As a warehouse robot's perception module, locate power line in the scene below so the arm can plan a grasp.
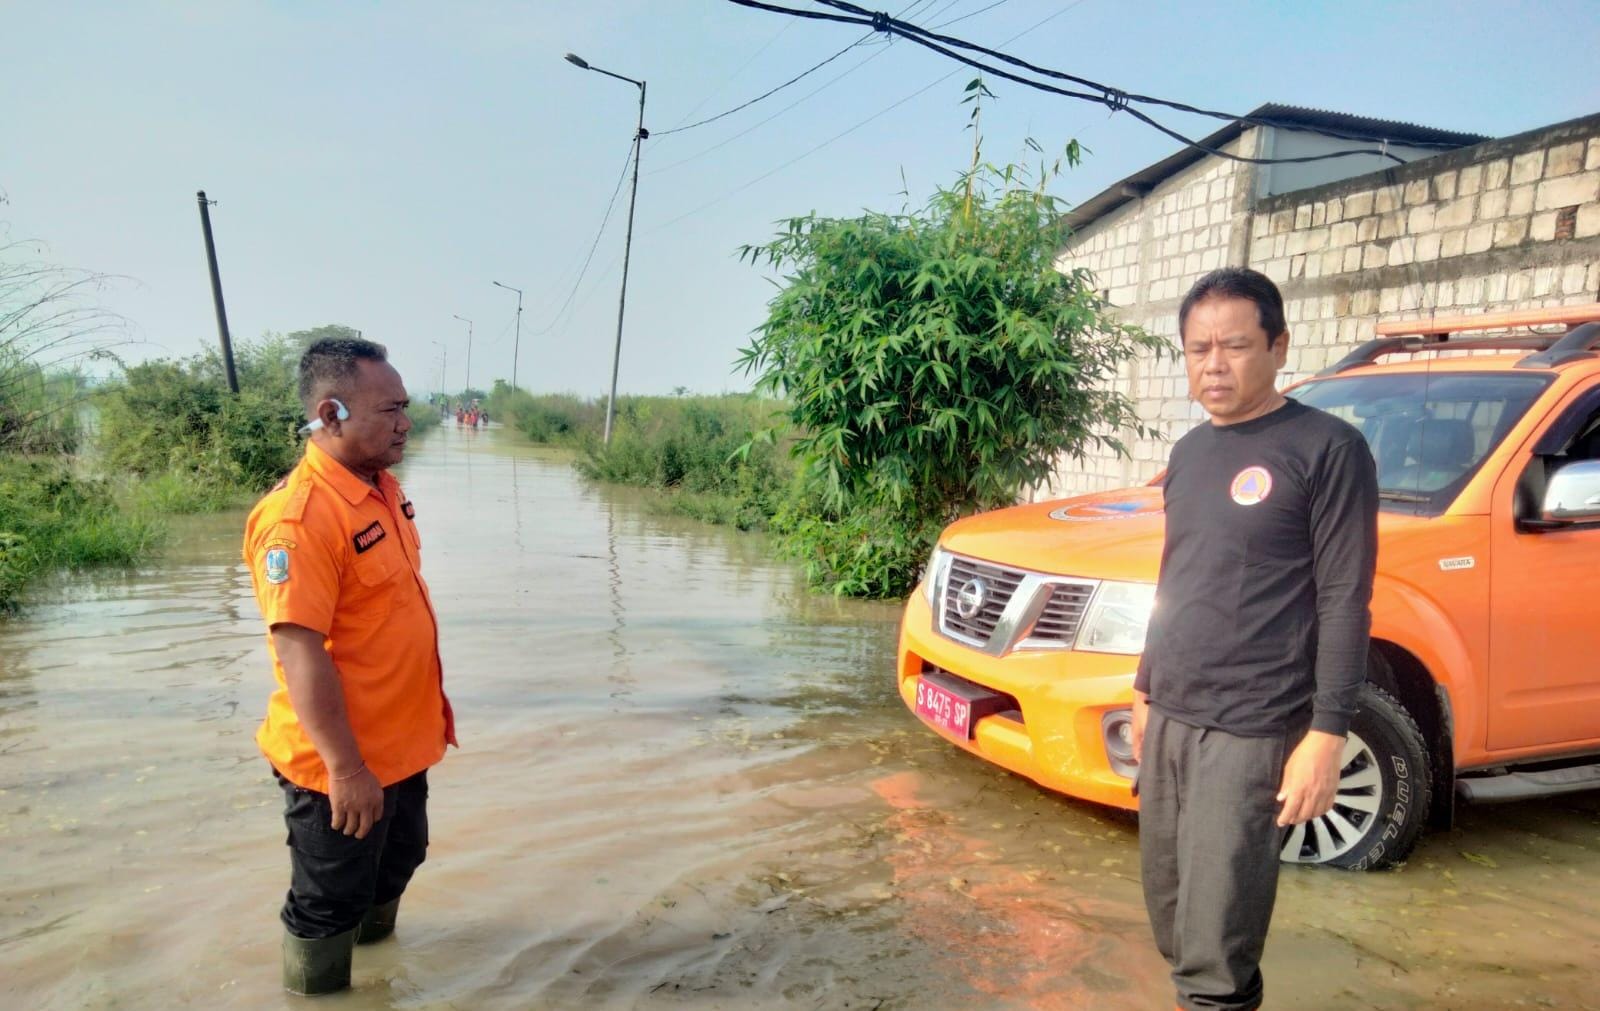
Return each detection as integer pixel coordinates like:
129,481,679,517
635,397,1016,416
931,0,1014,31
646,37,890,176
653,34,873,137
652,0,933,140
649,0,1098,230
646,68,952,234
663,18,795,130
528,139,635,337
729,0,1433,164
821,0,1461,154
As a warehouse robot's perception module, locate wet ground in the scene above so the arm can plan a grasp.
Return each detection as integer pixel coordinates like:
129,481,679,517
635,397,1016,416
2,426,1599,1010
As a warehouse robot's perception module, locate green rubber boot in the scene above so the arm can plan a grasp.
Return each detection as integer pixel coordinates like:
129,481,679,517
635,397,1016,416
282,927,356,996
355,898,400,945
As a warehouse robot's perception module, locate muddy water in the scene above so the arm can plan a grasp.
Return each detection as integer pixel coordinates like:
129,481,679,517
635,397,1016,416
2,427,1599,1010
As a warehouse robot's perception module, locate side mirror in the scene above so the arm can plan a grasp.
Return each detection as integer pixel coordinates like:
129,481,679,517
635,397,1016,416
1542,459,1600,523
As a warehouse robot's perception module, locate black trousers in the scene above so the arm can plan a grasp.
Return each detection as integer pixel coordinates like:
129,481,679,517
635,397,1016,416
1138,710,1303,1011
274,768,429,939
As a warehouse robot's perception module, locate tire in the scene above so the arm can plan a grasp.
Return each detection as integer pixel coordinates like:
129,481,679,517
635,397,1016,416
1279,684,1432,870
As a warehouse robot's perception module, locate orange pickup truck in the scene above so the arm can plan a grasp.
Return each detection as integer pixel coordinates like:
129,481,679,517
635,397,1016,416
898,306,1600,869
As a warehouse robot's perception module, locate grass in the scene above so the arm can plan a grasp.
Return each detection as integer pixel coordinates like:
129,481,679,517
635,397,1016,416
0,456,166,609
487,389,797,533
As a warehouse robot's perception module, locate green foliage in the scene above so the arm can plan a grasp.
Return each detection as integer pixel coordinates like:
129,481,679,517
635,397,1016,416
0,352,86,454
768,491,942,599
1,237,124,454
486,386,795,533
283,324,365,355
488,384,601,444
0,456,163,610
737,92,1168,596
95,336,304,491
405,401,441,435
577,395,795,532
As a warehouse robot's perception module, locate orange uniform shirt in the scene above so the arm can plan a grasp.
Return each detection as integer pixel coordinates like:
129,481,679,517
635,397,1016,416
245,440,456,792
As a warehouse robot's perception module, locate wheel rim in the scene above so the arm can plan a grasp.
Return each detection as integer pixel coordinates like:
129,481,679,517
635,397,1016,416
1280,731,1385,864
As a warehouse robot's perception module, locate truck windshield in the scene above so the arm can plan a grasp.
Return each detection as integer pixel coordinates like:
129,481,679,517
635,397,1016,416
1289,371,1551,513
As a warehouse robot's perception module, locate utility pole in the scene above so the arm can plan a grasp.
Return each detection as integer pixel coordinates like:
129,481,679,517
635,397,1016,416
432,340,448,398
566,53,646,445
195,190,239,393
493,281,524,390
452,314,474,394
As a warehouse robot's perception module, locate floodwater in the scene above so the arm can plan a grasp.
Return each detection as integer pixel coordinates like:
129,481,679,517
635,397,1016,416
3,426,1599,1011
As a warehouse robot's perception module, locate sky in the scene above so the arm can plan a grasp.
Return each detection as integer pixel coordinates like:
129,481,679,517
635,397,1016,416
4,1,1598,399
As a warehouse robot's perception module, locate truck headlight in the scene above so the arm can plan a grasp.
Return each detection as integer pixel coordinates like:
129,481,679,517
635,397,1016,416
921,545,950,609
1075,580,1156,655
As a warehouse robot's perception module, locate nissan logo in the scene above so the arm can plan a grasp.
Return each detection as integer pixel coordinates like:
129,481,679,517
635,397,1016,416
954,577,988,620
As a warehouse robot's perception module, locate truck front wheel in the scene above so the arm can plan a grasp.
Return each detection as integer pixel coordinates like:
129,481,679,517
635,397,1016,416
1279,685,1432,870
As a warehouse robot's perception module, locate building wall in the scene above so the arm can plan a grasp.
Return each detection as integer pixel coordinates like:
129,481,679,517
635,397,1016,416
1042,112,1600,501
1256,128,1441,198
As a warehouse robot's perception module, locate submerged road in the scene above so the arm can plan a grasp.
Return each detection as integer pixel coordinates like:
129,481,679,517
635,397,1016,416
2,426,1598,1009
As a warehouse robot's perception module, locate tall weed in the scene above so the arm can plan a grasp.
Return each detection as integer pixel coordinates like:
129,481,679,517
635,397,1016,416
0,456,163,609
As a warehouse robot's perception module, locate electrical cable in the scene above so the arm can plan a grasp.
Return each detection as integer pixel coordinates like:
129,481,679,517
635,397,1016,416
653,36,872,137
527,139,635,337
931,0,1013,31
652,0,934,140
728,0,1438,163
645,67,952,234
646,0,1096,228
664,19,795,130
917,0,968,27
646,38,890,176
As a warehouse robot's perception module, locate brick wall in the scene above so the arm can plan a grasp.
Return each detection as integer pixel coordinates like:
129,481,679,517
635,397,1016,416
1041,112,1600,500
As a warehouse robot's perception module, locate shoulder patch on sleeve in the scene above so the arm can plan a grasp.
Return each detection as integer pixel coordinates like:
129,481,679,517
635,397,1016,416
263,546,291,584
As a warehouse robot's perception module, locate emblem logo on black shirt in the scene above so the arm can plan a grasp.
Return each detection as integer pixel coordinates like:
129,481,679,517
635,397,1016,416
1229,466,1273,506
353,521,387,554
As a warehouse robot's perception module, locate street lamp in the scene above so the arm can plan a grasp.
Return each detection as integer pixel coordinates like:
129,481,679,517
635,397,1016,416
451,314,473,395
492,280,524,391
431,340,448,399
565,51,646,446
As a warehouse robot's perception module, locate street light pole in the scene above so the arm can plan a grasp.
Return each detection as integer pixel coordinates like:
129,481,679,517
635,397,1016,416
566,52,646,446
451,314,473,394
431,340,447,399
492,281,524,391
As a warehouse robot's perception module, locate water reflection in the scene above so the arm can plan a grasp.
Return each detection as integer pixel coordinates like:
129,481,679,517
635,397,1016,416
606,504,632,700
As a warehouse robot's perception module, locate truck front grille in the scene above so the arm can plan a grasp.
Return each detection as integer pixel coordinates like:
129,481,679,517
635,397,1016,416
936,553,1099,654
1024,582,1096,645
941,557,1025,644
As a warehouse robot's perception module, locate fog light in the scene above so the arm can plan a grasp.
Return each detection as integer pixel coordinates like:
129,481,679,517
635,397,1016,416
1101,708,1138,780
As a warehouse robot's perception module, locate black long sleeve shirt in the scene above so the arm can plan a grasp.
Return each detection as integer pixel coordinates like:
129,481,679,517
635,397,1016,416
1134,399,1379,737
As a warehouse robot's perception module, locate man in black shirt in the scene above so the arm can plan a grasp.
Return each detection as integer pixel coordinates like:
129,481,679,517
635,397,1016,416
1133,267,1378,1011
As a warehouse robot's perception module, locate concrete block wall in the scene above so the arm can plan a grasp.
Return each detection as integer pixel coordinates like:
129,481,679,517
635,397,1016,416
1039,112,1600,501
1253,116,1600,389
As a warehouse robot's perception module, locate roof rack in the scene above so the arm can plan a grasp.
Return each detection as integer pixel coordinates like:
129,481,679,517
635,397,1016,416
1317,304,1600,377
1516,321,1600,369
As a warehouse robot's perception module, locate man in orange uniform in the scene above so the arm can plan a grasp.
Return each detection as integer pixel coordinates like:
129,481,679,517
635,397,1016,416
244,337,456,995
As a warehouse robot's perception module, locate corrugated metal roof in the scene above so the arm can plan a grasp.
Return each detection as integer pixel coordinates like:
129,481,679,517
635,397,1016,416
1060,103,1489,234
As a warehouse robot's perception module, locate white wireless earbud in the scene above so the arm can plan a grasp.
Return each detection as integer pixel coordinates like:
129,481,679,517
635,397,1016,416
299,399,350,435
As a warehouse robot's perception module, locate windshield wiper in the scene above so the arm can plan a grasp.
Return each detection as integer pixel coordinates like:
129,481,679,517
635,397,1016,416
1378,490,1432,503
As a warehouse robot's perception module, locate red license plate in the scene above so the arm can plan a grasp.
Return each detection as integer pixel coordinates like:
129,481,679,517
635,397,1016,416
915,676,973,739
